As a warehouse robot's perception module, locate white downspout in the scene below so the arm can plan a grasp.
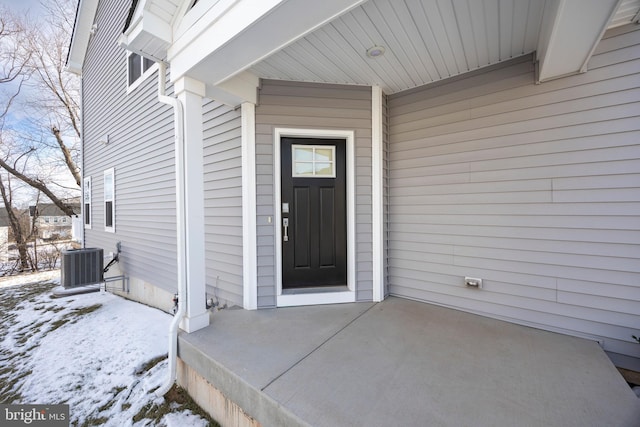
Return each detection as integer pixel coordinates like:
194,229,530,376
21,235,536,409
156,62,187,397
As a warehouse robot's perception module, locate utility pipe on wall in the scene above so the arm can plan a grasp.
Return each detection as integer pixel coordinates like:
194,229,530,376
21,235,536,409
156,62,187,397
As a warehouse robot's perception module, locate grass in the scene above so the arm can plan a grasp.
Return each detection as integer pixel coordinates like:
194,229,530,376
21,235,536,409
47,304,103,333
132,384,220,427
0,282,57,405
135,354,167,376
71,304,102,316
0,369,30,403
73,416,109,427
0,282,58,313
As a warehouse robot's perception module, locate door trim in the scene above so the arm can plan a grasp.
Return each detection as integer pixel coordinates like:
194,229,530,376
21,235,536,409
274,128,356,307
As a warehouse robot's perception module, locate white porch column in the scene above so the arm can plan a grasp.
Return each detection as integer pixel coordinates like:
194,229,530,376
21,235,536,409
175,76,209,332
241,102,258,310
372,85,385,302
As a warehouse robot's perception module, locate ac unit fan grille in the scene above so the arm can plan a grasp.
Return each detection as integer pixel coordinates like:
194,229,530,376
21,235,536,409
61,248,104,288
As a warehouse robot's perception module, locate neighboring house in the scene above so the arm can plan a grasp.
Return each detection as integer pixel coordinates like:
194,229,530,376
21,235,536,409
68,0,640,386
29,202,81,240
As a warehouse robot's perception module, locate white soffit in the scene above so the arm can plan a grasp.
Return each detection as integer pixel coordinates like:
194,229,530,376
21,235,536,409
608,0,640,28
248,0,636,93
66,0,99,74
536,0,622,82
249,0,546,94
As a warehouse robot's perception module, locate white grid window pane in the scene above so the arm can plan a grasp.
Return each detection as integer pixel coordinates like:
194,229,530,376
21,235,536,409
292,145,336,178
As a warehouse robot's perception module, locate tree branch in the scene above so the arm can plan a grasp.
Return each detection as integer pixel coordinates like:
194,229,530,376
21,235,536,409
0,156,76,216
51,126,81,186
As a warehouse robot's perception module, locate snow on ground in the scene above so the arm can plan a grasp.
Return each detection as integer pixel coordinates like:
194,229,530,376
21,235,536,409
0,272,216,426
0,270,60,288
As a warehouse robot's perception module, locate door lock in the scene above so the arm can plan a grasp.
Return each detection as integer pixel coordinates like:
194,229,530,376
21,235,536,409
282,218,289,242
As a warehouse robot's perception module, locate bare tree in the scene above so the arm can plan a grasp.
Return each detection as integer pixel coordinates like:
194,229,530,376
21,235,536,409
23,0,81,186
0,6,30,118
0,172,38,272
0,0,80,217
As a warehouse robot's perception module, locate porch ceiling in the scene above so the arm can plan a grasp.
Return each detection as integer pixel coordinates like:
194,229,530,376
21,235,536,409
248,0,636,94
251,0,545,94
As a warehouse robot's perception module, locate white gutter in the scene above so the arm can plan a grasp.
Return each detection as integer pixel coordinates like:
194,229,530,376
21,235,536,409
156,62,187,397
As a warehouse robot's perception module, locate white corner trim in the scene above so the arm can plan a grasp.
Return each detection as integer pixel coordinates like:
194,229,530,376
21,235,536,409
274,128,356,307
242,103,258,310
371,86,384,302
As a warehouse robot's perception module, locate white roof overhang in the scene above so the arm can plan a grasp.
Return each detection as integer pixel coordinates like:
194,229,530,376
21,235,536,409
66,0,99,75
536,0,623,83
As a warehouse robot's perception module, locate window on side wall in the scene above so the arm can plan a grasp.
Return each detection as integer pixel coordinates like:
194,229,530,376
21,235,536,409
104,168,115,233
83,176,92,229
127,51,156,91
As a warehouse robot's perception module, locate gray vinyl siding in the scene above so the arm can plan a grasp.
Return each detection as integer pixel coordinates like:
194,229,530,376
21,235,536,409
387,24,640,369
82,0,177,292
255,80,372,307
202,100,243,307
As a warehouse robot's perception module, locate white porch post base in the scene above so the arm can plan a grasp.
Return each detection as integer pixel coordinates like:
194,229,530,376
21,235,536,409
180,312,210,333
175,75,209,332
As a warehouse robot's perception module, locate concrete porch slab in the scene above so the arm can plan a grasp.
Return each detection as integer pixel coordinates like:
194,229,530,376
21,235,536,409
178,297,640,427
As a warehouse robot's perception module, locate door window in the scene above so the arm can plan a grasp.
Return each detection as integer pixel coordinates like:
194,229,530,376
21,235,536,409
292,145,336,178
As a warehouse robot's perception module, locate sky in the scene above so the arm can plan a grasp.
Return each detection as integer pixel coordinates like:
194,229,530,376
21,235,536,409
0,0,81,207
1,0,45,14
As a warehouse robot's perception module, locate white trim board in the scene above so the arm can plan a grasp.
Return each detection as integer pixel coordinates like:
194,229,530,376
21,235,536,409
371,86,384,302
274,128,356,307
242,103,258,310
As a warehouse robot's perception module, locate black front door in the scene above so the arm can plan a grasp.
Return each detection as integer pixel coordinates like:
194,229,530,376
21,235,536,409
281,137,347,289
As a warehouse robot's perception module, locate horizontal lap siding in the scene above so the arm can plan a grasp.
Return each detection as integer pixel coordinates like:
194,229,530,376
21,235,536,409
256,80,372,307
202,101,243,307
387,25,640,369
82,0,177,291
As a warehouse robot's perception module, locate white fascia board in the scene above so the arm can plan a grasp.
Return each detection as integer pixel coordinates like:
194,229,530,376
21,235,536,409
169,0,366,85
537,0,622,82
66,0,99,75
169,0,283,78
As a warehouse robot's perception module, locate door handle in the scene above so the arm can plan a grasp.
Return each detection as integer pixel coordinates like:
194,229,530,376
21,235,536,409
283,218,289,242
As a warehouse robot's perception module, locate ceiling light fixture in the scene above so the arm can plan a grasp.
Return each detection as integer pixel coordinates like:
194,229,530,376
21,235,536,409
366,46,385,58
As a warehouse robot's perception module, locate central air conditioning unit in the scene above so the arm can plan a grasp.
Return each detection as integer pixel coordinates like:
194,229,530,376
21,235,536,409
61,248,104,288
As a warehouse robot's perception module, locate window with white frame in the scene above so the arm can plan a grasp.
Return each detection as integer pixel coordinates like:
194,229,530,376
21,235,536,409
104,168,115,232
127,52,155,90
83,176,91,229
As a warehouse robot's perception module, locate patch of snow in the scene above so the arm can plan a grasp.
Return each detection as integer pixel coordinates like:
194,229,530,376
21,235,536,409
0,269,60,288
164,411,210,427
0,277,213,426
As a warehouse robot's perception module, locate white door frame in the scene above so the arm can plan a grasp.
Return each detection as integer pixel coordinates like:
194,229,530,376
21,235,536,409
274,127,356,307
